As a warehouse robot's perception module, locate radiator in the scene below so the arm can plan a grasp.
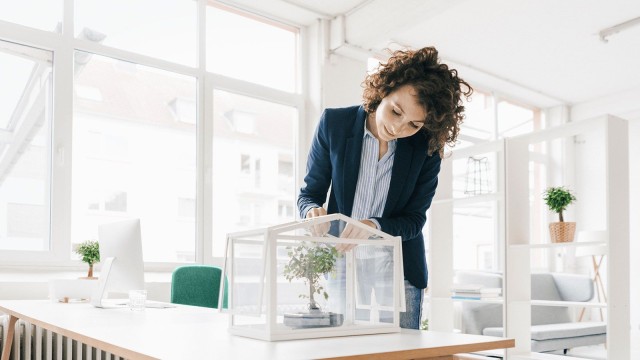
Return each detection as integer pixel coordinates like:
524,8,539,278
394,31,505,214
0,315,125,360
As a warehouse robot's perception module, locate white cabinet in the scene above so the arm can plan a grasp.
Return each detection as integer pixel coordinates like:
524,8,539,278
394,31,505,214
428,115,630,359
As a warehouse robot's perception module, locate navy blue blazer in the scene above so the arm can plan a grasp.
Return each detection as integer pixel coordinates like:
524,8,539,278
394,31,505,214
297,105,441,289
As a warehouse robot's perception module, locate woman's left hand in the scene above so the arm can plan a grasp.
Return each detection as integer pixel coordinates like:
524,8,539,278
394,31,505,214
335,220,376,252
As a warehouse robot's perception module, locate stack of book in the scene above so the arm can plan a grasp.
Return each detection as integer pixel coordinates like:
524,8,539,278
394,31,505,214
451,284,502,300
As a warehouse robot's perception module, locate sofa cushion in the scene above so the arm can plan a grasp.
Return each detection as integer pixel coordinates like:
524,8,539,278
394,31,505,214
483,321,606,340
531,305,571,325
552,273,594,302
531,274,562,301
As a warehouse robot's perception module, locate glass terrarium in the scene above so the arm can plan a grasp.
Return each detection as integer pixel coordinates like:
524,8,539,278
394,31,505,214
220,213,405,341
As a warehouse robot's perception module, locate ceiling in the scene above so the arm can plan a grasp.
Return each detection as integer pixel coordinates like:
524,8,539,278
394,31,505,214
222,0,640,117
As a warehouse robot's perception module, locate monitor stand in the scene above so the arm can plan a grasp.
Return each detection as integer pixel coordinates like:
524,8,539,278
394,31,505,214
91,257,125,308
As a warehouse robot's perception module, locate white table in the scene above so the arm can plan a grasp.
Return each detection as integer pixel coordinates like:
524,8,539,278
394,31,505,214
0,300,514,360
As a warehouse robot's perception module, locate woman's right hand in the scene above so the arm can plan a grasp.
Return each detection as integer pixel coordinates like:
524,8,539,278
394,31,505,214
306,207,328,236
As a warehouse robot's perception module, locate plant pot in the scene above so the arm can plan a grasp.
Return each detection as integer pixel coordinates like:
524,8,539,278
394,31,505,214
549,222,576,243
283,310,344,328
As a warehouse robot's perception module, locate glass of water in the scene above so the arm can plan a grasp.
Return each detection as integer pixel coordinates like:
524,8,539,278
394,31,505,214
128,290,147,311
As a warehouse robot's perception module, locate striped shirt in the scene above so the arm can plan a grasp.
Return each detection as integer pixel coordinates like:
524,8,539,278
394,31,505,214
351,121,396,227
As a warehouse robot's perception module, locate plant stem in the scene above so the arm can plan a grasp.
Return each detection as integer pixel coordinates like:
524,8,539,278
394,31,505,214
559,211,564,222
309,283,318,309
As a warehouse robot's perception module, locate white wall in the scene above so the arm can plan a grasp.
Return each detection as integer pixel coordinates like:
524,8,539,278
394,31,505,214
322,54,366,110
629,120,640,335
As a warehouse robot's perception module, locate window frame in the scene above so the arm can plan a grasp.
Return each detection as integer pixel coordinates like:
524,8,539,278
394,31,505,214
0,0,305,270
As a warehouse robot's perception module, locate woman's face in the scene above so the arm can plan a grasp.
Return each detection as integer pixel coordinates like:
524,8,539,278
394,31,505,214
368,84,427,142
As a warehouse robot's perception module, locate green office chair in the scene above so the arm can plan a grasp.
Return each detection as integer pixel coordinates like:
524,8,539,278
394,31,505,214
171,265,228,308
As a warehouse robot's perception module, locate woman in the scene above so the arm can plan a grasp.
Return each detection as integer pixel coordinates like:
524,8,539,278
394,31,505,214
297,46,472,329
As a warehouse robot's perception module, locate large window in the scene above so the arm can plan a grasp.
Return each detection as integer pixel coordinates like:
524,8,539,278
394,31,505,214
0,40,53,252
206,3,297,92
0,0,62,32
72,53,197,262
211,90,297,257
75,0,197,66
0,1,301,266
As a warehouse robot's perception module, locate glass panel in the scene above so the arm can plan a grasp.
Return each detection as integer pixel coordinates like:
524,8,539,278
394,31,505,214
276,240,397,329
224,216,402,334
207,4,297,92
0,0,61,32
455,270,504,336
75,0,197,66
211,89,297,257
72,51,197,262
453,201,498,271
0,40,53,251
222,234,266,318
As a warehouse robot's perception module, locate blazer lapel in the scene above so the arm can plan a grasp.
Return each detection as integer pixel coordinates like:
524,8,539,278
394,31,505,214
383,139,416,216
342,109,366,216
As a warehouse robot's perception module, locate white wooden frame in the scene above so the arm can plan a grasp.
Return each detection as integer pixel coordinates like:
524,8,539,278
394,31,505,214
221,213,405,341
430,116,630,359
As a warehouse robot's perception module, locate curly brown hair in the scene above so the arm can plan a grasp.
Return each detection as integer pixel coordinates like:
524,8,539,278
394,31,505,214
362,47,472,157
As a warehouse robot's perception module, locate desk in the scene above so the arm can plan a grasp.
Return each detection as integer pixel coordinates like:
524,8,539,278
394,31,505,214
1,300,514,360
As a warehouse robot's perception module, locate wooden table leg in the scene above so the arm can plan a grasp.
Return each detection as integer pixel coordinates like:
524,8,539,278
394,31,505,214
1,315,18,360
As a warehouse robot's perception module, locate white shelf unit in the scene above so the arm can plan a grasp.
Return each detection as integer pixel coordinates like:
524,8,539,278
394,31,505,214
428,138,506,334
504,115,629,359
428,115,630,359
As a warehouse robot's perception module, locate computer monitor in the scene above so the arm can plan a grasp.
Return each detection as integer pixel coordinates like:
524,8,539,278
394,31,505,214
92,218,145,307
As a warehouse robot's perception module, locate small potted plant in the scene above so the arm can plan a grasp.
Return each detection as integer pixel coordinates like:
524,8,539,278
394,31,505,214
543,186,577,243
282,242,343,328
74,240,100,279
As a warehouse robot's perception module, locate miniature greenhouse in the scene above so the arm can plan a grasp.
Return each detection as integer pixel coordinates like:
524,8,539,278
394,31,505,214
219,213,405,341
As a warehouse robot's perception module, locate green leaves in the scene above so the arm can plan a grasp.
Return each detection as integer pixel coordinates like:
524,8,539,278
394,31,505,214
543,186,576,222
282,242,338,308
74,240,100,265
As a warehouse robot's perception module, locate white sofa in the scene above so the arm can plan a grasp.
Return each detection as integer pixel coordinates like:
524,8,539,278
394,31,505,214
456,271,606,354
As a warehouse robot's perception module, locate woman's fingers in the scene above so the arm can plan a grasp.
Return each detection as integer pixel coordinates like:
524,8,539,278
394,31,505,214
306,207,327,218
306,207,329,236
305,213,377,253
336,223,373,253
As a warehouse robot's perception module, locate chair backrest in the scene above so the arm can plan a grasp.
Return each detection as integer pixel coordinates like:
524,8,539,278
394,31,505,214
171,265,228,308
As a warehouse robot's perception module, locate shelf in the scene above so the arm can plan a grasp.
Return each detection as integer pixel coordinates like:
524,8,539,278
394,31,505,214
530,300,606,308
428,296,504,304
430,297,604,308
451,297,503,303
509,241,606,249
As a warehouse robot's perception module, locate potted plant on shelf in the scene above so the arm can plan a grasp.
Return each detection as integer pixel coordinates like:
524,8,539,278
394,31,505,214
74,240,100,279
282,242,343,328
543,186,577,243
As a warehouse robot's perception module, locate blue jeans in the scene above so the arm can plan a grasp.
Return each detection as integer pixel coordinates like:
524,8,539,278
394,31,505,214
400,279,423,330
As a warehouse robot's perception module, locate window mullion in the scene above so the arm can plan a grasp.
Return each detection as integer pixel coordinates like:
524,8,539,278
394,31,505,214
196,0,208,265
49,0,75,262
